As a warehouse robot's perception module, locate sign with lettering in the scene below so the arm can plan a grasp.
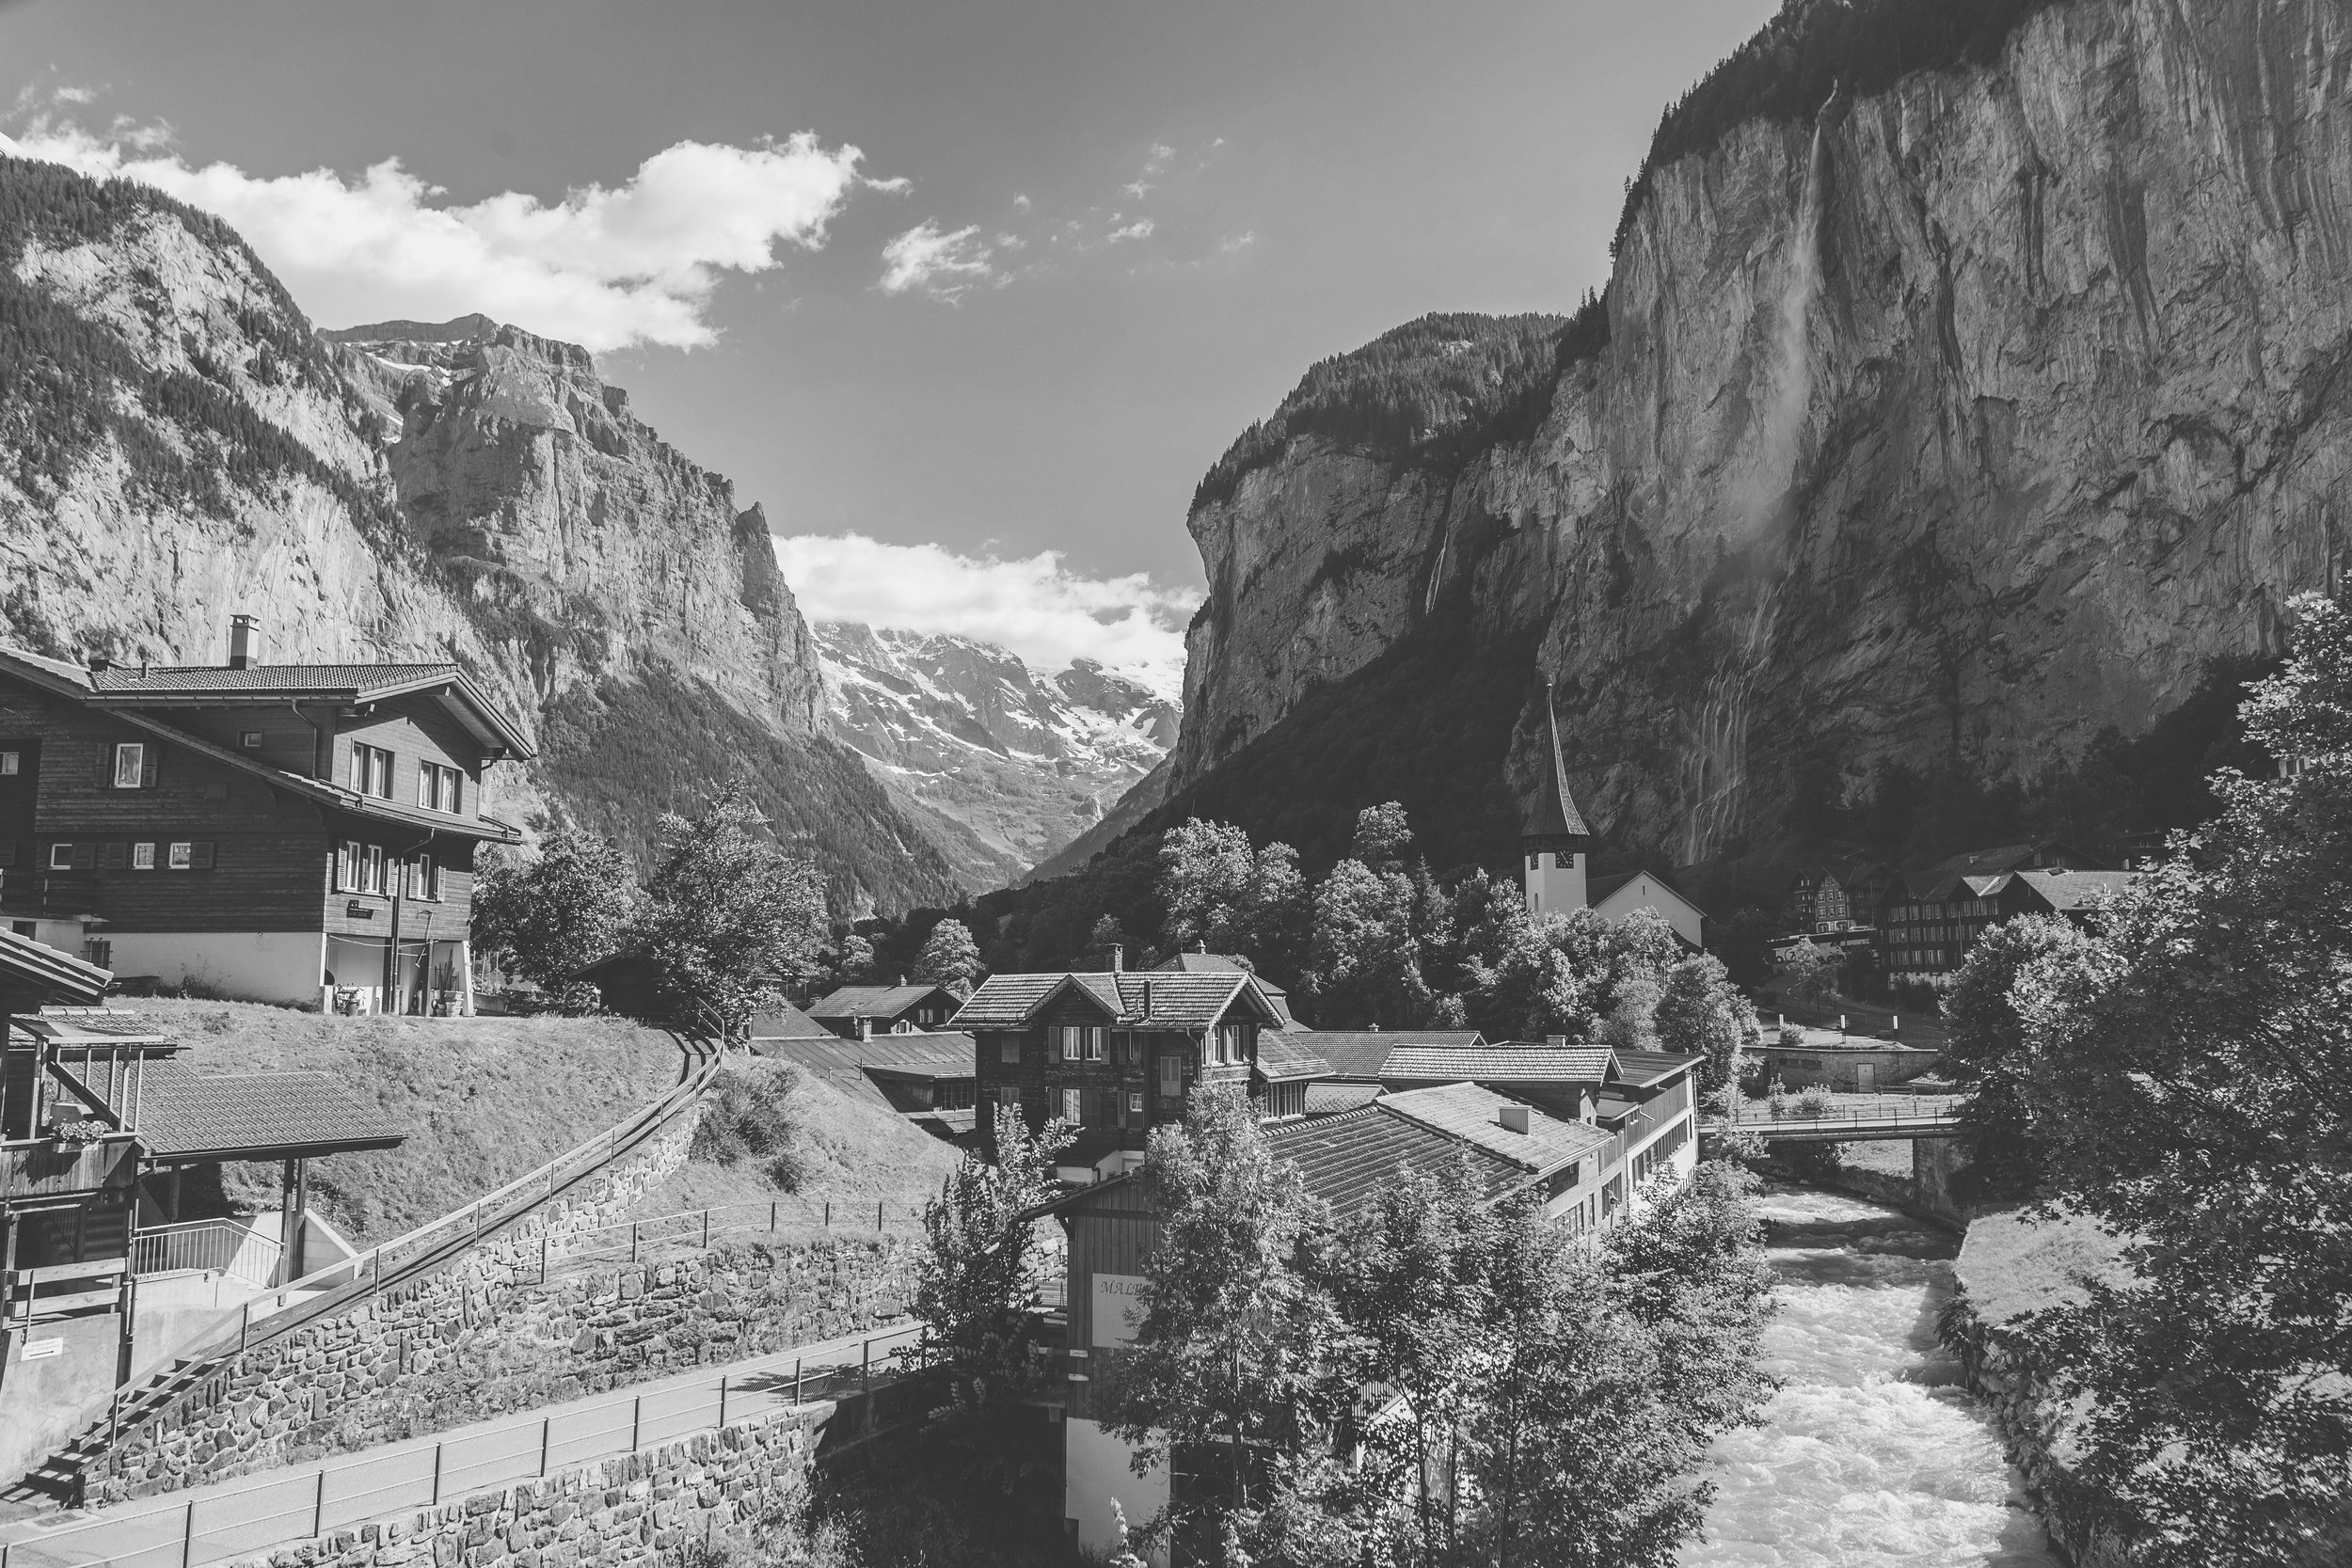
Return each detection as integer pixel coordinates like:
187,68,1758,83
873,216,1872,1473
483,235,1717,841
20,1337,62,1361
1091,1273,1149,1348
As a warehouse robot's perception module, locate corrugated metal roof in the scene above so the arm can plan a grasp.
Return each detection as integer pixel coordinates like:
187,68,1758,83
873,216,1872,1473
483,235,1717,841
130,1060,406,1160
755,1031,975,1078
1377,1083,1614,1175
1611,1050,1701,1088
1381,1044,1614,1084
746,1002,831,1040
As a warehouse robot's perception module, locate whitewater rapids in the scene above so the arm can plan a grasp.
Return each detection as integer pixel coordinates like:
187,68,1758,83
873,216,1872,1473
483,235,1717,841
1679,1188,2059,1567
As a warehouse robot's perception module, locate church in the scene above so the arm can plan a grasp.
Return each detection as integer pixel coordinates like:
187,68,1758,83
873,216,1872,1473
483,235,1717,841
1521,683,1708,949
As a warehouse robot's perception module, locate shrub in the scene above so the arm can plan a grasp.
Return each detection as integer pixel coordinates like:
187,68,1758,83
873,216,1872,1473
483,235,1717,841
691,1066,811,1192
1793,1085,1836,1118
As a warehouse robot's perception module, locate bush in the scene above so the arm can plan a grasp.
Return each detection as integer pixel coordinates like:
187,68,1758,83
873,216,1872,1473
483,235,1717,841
1793,1085,1836,1118
691,1066,811,1192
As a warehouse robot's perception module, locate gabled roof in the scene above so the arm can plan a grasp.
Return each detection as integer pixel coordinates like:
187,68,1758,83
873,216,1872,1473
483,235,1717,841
807,983,959,1022
1303,1082,1384,1116
746,1002,831,1040
1252,1031,1332,1084
949,970,1281,1031
79,659,534,757
1892,841,2112,902
1610,1050,1703,1089
1380,1044,1616,1085
125,1059,406,1162
1589,869,1709,924
0,928,111,1008
756,1031,976,1079
1521,681,1594,846
2009,869,2146,913
1304,1030,1487,1080
0,648,525,843
1378,1083,1616,1175
1264,1106,1525,1219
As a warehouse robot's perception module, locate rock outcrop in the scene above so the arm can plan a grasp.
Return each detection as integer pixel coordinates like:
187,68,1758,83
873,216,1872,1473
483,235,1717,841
1163,0,2350,877
0,156,960,912
817,622,1177,887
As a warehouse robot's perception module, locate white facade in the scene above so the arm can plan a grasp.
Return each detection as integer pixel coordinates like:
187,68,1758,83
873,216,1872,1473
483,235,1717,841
1066,1417,1169,1567
1592,872,1707,948
1523,848,1586,915
100,930,325,1006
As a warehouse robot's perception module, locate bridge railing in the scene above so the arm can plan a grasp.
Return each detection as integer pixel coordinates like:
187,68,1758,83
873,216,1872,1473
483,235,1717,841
1718,1092,1963,1130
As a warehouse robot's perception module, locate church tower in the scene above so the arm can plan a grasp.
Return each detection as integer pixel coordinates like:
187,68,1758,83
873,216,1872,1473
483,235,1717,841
1522,681,1594,916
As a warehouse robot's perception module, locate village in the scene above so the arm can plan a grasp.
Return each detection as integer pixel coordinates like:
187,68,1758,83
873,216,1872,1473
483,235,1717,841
0,614,2207,1568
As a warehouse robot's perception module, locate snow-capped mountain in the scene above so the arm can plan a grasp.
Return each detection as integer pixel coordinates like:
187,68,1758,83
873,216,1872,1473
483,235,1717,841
817,623,1180,890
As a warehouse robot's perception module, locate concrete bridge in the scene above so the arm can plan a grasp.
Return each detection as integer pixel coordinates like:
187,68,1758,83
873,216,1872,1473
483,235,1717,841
1705,1094,1965,1145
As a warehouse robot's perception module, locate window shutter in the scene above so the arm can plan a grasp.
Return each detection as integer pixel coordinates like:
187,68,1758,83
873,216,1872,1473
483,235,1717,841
141,748,160,787
191,842,215,870
101,842,127,871
1047,1027,1062,1063
70,842,96,870
0,840,15,868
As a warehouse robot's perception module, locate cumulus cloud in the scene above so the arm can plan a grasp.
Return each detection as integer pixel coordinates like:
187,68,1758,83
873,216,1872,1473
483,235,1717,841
1107,217,1154,244
877,219,999,302
773,532,1197,695
0,113,884,350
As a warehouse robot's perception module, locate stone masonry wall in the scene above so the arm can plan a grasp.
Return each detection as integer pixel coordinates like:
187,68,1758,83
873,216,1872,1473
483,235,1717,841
88,1119,697,1505
234,1409,824,1568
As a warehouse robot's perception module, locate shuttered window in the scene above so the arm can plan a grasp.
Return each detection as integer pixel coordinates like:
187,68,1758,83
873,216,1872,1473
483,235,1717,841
100,843,127,871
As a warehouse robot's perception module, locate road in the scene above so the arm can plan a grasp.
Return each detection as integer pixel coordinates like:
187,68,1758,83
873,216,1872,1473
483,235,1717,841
0,1320,922,1568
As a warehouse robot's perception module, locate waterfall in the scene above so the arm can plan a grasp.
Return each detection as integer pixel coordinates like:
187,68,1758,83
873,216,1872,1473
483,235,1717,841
1679,107,1831,864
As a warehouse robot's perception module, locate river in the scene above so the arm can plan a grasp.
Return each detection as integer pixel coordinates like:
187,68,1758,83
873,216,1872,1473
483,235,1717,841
1679,1187,2061,1568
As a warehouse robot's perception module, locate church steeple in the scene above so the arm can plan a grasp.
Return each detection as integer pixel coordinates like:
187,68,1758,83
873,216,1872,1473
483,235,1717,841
1522,680,1593,915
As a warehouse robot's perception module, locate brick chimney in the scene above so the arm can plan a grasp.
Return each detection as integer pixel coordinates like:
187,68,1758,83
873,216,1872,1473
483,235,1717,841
228,614,260,670
1109,943,1123,973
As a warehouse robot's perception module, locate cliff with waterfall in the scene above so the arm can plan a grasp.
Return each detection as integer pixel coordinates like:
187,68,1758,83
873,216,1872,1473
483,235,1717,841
1145,0,2348,887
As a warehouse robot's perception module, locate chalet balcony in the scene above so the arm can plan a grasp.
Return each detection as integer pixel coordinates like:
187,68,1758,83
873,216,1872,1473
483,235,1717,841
0,1133,138,1199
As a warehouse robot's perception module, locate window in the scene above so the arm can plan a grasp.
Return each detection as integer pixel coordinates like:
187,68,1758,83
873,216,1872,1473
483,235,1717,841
167,841,193,870
1128,1092,1143,1116
1216,1023,1248,1063
361,844,386,894
0,750,17,774
48,842,72,870
999,1037,1020,1065
353,744,394,799
132,842,155,871
996,1085,1021,1110
1053,1024,1105,1062
239,731,263,750
113,742,145,789
408,854,438,900
419,761,464,813
1060,1088,1084,1125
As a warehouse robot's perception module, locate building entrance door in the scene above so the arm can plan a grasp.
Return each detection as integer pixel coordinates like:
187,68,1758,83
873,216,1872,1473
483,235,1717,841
1856,1062,1876,1093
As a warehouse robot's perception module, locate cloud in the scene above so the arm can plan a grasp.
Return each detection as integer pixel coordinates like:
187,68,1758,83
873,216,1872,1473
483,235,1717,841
1107,217,1154,244
773,532,1198,695
0,113,883,350
877,219,999,301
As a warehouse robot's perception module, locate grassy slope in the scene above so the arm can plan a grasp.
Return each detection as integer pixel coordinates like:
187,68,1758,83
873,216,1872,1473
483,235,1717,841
140,1000,684,1245
1954,1203,2133,1324
628,1055,961,1227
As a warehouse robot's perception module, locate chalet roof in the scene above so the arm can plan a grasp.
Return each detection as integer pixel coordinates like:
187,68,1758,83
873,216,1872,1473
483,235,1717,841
1893,842,2111,903
1381,1044,1616,1085
2009,869,2146,913
0,930,111,1009
1610,1050,1703,1089
1303,1030,1487,1080
759,1031,976,1082
1521,682,1593,846
1252,1031,1332,1084
951,970,1280,1031
1150,952,1295,1021
1378,1083,1616,1175
1264,1106,1524,1219
0,647,525,843
81,660,534,756
807,984,957,1022
1303,1082,1384,1116
746,1002,831,1040
129,1060,406,1162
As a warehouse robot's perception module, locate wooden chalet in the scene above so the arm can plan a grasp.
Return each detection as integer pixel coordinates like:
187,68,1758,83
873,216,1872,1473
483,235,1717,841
952,960,1326,1181
0,622,532,1012
1872,841,2112,979
806,983,961,1038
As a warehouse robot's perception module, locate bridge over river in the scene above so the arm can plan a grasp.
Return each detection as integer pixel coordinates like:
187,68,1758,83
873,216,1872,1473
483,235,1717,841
1706,1092,1965,1144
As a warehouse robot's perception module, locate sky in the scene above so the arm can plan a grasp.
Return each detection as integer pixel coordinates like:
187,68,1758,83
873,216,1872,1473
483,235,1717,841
0,0,1782,685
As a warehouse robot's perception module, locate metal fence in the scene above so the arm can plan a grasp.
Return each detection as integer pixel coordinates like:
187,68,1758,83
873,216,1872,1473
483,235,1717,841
1724,1092,1963,1129
544,1196,928,1274
130,1220,282,1289
2,1323,924,1568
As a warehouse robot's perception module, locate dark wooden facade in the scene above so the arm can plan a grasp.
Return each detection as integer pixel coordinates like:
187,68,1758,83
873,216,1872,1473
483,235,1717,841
971,990,1263,1156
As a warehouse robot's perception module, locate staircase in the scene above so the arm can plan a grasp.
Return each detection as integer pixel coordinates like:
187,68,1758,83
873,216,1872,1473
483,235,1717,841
8,1038,728,1508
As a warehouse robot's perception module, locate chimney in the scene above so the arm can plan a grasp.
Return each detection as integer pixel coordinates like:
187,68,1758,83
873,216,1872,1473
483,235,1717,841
857,1017,872,1040
1109,943,1123,973
87,653,112,674
1140,977,1152,1017
1546,1034,1566,1049
1499,1103,1533,1135
228,614,260,670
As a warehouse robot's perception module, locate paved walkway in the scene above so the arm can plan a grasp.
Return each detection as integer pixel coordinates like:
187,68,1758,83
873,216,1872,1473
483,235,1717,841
0,1320,921,1568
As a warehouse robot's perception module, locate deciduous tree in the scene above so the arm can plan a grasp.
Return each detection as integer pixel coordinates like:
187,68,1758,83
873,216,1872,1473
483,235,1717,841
469,831,640,996
639,781,827,1028
913,917,986,996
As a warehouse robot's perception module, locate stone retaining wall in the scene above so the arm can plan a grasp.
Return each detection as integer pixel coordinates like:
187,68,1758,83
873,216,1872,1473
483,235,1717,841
88,1120,700,1504
232,1411,822,1568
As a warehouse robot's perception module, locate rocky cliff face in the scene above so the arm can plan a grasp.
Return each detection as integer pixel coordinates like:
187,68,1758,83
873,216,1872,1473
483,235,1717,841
0,158,960,913
1167,0,2350,879
817,622,1176,887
